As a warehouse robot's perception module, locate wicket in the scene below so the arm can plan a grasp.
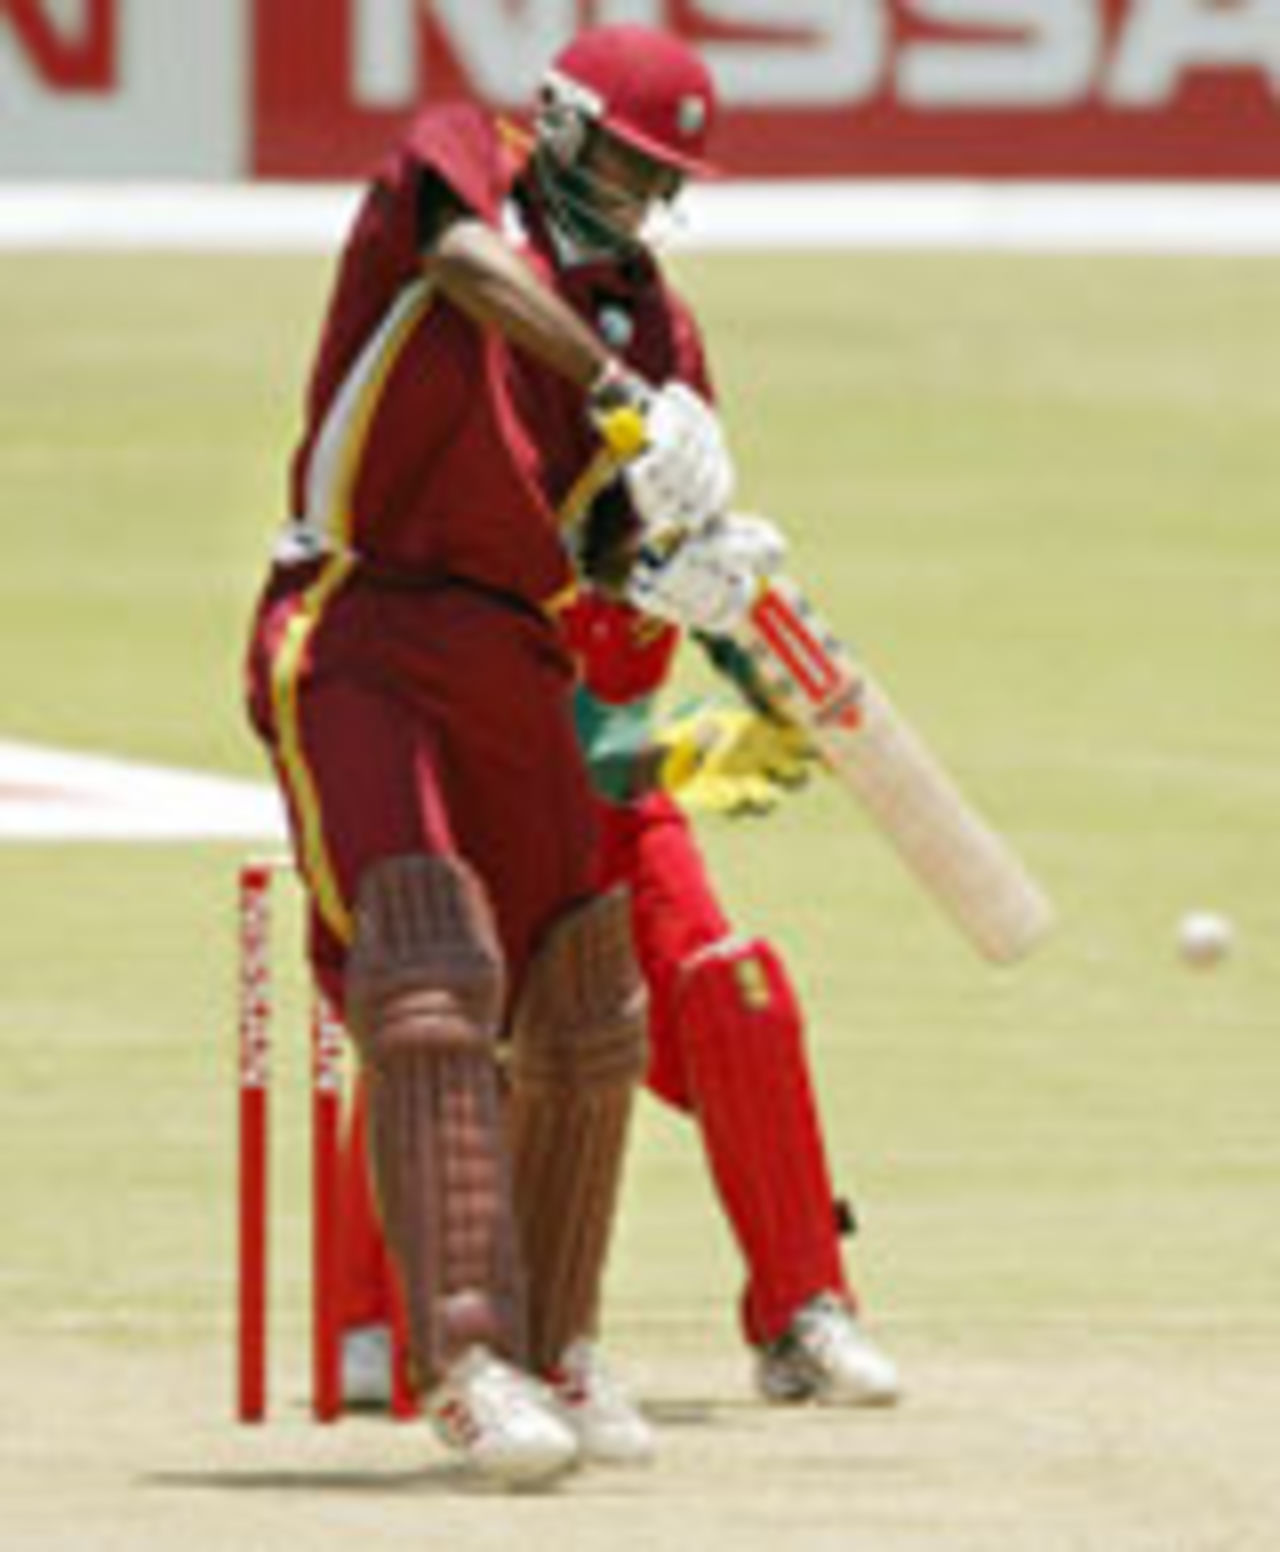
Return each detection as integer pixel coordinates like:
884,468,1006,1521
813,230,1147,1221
235,855,413,1423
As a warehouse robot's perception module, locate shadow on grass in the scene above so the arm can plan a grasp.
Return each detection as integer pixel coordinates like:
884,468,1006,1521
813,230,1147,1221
141,1463,665,1500
140,1465,469,1496
643,1398,720,1426
133,1458,583,1496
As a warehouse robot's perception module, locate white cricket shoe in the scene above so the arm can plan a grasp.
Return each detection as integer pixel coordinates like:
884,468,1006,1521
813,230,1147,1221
756,1294,902,1407
547,1338,655,1464
425,1345,579,1488
341,1324,393,1409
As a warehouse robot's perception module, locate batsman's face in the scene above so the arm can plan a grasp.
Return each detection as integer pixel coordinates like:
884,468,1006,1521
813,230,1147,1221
580,131,684,242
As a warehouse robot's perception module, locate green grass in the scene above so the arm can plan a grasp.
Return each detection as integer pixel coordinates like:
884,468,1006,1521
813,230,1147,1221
1,248,1278,1365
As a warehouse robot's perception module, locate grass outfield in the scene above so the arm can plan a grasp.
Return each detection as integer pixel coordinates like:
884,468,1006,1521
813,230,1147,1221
1,249,1278,1548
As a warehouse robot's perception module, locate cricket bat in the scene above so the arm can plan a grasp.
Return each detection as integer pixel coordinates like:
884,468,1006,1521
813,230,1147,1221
588,405,1052,963
738,576,1053,964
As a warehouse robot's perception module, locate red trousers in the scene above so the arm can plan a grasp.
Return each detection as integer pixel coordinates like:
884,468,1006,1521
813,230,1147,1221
597,793,854,1343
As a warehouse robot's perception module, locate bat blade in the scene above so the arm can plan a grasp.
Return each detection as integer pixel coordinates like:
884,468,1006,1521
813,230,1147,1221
742,578,1053,964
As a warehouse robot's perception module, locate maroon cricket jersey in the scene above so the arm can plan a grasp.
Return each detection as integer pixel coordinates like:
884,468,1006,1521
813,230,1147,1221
287,101,713,609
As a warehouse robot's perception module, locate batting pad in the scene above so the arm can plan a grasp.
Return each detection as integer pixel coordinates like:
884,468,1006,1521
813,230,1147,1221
345,854,526,1386
506,887,648,1372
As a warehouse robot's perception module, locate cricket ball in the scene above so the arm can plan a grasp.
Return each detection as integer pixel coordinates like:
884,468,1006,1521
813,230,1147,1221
1177,910,1233,969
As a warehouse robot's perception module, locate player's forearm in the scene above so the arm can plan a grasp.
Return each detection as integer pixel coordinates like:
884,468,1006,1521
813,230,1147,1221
425,219,611,389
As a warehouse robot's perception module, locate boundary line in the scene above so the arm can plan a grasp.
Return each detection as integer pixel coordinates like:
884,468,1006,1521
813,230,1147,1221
4,180,1280,254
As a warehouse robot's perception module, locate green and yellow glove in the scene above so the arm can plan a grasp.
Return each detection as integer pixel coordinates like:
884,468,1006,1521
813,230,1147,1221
654,703,816,817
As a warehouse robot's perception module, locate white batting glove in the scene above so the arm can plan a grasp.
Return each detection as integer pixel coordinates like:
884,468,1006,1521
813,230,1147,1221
622,382,734,542
628,512,786,636
715,511,787,575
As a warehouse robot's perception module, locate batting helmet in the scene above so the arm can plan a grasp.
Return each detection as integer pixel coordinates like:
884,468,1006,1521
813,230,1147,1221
538,25,719,179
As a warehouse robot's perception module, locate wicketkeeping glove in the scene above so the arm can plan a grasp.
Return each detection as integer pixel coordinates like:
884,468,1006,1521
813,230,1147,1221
654,703,816,818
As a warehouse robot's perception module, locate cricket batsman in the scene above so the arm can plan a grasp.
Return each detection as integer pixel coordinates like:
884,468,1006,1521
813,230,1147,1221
331,23,899,1415
244,24,774,1487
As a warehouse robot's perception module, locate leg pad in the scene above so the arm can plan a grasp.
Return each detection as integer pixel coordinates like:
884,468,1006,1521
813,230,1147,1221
506,887,648,1371
345,854,524,1385
675,936,852,1345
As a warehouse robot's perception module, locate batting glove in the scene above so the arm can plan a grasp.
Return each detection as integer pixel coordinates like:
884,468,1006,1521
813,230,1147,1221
627,512,786,636
589,370,734,543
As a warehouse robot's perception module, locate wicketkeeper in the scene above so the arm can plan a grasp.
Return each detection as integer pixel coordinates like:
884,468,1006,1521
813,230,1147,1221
244,24,768,1487
567,581,904,1406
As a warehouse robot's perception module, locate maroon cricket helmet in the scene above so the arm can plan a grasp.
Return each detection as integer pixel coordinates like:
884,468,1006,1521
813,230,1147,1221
543,25,720,179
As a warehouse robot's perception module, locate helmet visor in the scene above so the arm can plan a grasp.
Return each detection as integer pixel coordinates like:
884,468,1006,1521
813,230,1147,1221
537,125,687,257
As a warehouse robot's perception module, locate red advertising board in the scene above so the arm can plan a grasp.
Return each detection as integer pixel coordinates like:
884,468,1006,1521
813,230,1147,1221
3,0,1278,182
252,0,1280,181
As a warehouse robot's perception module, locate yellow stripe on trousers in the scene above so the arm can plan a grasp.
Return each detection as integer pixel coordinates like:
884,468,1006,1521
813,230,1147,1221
270,554,356,944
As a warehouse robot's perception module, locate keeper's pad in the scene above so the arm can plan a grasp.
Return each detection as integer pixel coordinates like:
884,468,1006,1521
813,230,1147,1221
506,887,648,1372
345,854,525,1386
674,937,851,1345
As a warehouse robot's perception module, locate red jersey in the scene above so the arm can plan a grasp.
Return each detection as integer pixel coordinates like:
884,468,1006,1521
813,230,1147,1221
287,102,712,611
